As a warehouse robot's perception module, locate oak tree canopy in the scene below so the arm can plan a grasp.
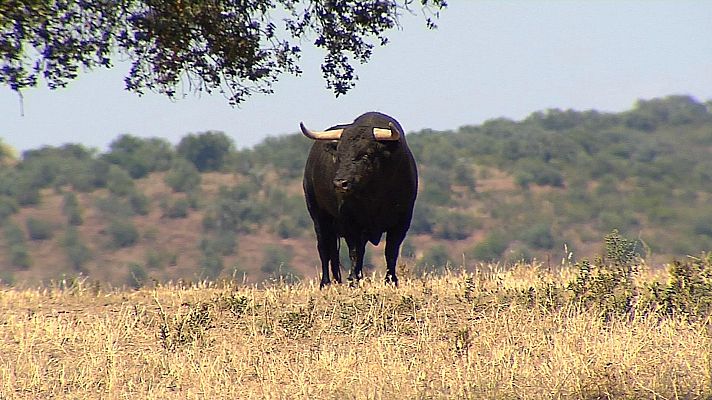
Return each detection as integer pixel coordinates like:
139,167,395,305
1,0,446,105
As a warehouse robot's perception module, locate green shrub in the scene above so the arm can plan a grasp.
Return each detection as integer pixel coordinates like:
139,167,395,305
106,165,134,196
62,192,83,225
26,217,53,241
129,191,151,216
432,210,478,240
0,195,18,220
177,131,234,172
200,233,236,257
260,245,295,277
469,231,508,261
651,253,712,321
567,230,640,320
519,223,555,250
9,244,31,269
126,263,148,289
417,244,451,276
200,250,224,280
162,198,190,219
164,159,201,192
108,219,139,248
61,227,91,272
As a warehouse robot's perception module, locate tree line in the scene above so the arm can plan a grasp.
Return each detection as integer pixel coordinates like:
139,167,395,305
1,95,711,285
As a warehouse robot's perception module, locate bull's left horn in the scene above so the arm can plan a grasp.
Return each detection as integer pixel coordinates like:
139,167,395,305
300,123,343,140
373,122,401,141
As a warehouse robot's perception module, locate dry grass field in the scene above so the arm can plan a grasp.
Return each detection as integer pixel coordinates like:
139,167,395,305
1,262,711,399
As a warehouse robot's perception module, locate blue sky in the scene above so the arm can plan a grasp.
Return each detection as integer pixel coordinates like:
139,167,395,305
1,1,711,154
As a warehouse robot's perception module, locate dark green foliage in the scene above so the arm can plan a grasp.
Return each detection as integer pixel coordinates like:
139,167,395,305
144,249,177,270
651,254,712,321
519,223,555,250
106,165,135,196
432,210,478,240
418,244,451,275
162,198,190,219
419,167,452,205
1,0,446,105
200,250,224,280
261,245,300,283
62,192,83,225
248,135,312,179
103,135,173,179
201,233,236,257
0,195,18,221
61,227,91,272
568,231,640,320
95,194,135,219
165,159,201,193
26,217,53,241
126,263,148,289
603,229,640,267
514,159,564,188
128,191,151,216
3,222,30,269
158,302,214,351
409,203,435,235
107,219,139,248
469,231,509,261
203,183,268,233
177,132,234,172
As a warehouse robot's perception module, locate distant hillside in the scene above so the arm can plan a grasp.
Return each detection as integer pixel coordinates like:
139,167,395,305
1,95,711,286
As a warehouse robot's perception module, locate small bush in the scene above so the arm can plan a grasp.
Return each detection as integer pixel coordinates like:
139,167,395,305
432,210,478,240
108,219,139,248
417,244,451,276
26,217,53,241
261,245,296,281
164,159,202,193
62,227,91,272
106,165,135,196
519,223,555,250
128,191,151,216
126,263,148,289
469,231,509,261
62,192,83,225
162,198,190,219
0,195,18,220
201,251,224,280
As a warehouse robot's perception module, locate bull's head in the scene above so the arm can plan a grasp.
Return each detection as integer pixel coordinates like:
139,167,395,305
301,120,403,195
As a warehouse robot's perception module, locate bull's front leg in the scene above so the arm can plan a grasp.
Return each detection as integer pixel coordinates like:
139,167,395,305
345,236,366,285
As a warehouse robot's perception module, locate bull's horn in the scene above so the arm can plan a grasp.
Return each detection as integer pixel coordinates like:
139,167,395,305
373,122,401,141
300,122,343,140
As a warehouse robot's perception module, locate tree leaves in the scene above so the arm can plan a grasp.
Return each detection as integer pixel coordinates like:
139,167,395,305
0,0,447,104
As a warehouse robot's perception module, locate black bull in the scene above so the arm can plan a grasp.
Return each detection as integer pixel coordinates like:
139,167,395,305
301,112,418,287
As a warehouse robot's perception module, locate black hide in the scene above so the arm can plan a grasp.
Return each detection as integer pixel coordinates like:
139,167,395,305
302,112,418,287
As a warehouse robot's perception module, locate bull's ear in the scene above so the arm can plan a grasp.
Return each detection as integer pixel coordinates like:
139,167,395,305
373,122,402,141
300,122,343,140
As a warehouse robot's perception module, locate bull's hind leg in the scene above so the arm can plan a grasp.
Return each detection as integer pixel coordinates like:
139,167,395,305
316,222,340,288
385,228,408,286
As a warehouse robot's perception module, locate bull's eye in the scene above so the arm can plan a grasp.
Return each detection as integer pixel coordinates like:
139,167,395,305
361,154,370,161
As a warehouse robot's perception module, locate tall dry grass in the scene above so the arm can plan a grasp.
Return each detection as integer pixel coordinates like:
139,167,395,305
0,264,710,399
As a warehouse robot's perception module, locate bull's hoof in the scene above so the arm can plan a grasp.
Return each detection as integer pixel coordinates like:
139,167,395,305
347,273,363,288
319,279,332,289
385,275,399,287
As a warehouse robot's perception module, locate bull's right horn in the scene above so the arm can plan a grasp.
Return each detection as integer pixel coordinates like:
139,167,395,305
300,123,343,140
373,122,402,141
